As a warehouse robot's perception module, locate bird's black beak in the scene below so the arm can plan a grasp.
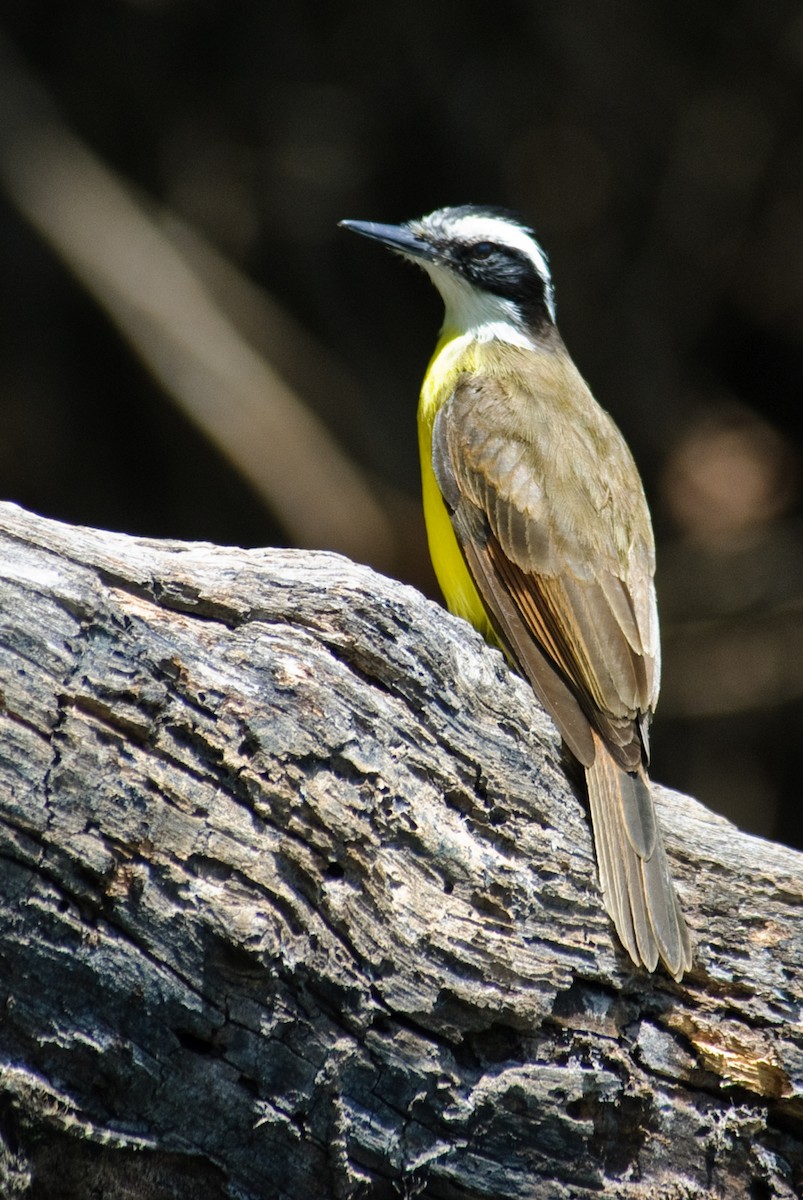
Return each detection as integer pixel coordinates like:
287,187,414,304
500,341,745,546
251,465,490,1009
339,219,436,263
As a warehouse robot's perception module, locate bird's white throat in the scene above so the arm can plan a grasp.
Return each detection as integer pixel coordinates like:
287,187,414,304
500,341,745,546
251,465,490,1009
423,263,537,350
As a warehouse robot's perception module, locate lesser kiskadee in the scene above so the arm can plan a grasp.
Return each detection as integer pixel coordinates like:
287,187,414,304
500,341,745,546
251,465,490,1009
340,205,692,980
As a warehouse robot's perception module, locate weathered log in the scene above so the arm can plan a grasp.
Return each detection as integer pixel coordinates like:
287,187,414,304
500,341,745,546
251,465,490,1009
0,501,800,1199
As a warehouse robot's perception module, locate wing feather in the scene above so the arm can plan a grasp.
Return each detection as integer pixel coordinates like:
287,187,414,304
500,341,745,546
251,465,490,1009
432,363,658,766
429,353,692,978
450,498,596,767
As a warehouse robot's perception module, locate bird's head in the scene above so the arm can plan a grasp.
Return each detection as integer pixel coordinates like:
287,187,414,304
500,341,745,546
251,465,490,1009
340,205,556,345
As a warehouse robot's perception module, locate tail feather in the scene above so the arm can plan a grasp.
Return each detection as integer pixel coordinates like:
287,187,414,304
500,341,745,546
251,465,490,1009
586,731,692,981
587,764,643,968
618,765,657,860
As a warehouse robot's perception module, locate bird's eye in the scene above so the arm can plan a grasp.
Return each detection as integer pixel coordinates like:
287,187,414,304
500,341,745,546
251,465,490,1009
472,242,495,261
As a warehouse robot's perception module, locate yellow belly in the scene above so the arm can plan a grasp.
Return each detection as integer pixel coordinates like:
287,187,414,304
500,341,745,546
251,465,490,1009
417,332,496,641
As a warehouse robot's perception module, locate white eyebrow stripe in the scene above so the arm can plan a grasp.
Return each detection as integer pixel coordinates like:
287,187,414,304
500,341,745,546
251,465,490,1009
432,212,552,285
418,209,556,323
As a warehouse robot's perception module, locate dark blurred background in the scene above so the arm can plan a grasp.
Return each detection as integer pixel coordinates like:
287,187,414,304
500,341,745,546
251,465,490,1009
1,2,802,849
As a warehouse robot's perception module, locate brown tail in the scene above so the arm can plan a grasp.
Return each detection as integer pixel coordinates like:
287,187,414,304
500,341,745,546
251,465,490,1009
585,731,692,980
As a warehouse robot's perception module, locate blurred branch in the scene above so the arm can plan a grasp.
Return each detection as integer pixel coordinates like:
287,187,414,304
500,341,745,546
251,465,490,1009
160,215,368,447
0,33,396,568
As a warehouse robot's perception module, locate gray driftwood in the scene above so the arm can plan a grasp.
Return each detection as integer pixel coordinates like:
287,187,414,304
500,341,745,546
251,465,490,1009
0,501,800,1199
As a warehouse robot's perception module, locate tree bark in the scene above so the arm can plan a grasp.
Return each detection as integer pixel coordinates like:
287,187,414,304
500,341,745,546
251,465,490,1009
0,501,800,1199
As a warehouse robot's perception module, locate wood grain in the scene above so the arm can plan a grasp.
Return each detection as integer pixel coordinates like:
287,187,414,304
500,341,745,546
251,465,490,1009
0,502,800,1198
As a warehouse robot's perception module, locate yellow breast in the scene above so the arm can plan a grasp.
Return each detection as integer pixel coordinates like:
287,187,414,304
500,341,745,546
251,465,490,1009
417,332,496,640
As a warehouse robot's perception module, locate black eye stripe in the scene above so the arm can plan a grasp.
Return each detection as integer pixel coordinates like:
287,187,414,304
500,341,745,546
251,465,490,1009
445,238,552,323
460,243,533,284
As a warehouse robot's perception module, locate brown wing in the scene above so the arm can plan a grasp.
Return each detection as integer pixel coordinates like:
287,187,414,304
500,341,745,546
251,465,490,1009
431,360,660,771
431,357,692,979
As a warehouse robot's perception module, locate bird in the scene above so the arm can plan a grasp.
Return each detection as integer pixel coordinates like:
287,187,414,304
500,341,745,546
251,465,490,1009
340,205,692,980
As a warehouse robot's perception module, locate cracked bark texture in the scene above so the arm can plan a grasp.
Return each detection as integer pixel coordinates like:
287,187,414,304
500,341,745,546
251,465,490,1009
0,501,801,1200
